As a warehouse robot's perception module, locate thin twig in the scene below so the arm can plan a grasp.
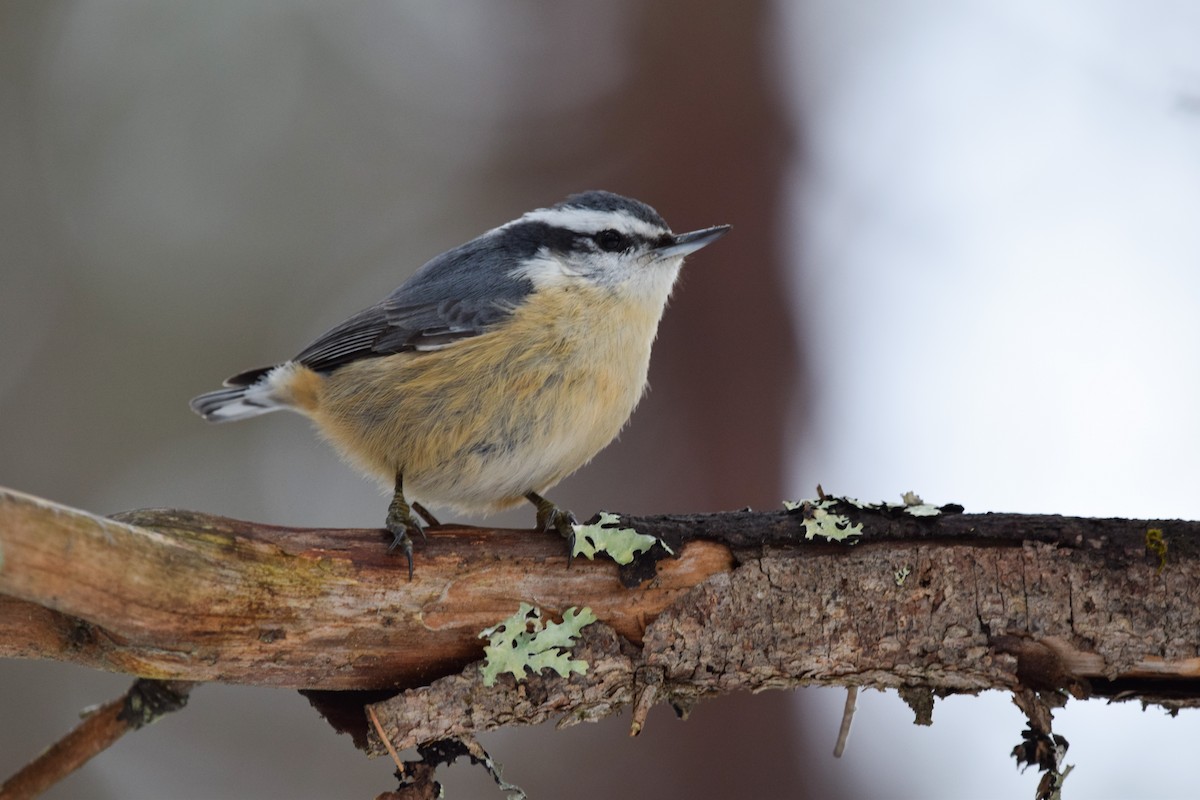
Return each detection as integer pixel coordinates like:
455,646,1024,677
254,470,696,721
0,679,192,800
832,686,858,758
368,705,405,774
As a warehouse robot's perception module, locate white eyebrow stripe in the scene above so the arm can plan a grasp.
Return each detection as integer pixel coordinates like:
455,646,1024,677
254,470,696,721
514,208,668,239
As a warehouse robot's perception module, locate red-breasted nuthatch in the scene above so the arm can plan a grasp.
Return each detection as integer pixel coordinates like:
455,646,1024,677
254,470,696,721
191,191,729,576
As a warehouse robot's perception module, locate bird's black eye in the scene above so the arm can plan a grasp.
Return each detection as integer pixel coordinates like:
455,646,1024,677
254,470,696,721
594,229,628,252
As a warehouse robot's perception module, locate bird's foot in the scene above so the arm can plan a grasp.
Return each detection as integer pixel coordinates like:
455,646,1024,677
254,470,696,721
386,480,425,580
526,491,578,567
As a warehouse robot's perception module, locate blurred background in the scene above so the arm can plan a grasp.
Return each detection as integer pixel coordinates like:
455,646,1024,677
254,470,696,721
3,1,1200,797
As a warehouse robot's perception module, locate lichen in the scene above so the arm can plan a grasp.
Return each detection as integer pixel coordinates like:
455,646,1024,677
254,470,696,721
783,499,863,543
479,604,597,687
787,492,944,517
571,512,671,564
1145,528,1167,573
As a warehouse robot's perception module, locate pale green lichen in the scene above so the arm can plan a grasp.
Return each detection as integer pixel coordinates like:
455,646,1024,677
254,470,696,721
783,499,862,542
789,492,943,516
894,565,912,586
904,504,942,517
783,491,952,541
479,603,597,687
900,491,942,516
799,499,863,543
571,512,671,564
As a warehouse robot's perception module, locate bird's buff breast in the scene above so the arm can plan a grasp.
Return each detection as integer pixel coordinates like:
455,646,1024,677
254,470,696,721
306,285,663,512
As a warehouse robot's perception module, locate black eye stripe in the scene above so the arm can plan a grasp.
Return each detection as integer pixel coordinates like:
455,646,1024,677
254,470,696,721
502,221,663,255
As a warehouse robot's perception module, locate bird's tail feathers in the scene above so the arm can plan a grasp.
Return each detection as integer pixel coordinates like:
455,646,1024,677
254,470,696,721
190,365,291,422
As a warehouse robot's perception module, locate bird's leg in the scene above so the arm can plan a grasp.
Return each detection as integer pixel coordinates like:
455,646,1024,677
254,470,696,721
385,472,424,579
525,491,577,566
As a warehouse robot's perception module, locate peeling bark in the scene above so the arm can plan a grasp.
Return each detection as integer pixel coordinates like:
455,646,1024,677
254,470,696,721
368,508,1200,754
3,486,1199,762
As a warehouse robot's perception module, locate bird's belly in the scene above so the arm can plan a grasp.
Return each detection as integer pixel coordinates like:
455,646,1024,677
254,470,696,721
409,359,645,511
311,286,660,513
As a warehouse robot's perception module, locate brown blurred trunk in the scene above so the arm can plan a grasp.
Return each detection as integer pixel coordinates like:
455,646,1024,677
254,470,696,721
482,5,805,793
555,6,809,798
468,0,810,786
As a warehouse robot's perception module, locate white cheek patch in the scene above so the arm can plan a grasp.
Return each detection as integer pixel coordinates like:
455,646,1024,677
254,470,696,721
510,249,683,310
516,208,667,240
508,252,585,288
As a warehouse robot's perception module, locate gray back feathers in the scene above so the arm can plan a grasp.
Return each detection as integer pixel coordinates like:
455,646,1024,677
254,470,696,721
232,190,666,381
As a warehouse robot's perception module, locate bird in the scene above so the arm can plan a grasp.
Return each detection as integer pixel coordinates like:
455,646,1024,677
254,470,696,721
190,190,730,577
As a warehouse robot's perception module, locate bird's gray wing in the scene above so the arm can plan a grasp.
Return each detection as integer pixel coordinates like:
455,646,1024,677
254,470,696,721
288,228,540,375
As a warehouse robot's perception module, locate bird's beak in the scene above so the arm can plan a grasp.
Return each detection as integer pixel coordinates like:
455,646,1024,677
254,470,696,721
654,224,731,259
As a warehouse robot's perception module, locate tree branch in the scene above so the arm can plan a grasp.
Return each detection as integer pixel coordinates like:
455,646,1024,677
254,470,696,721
364,502,1200,754
3,485,1199,788
0,487,731,689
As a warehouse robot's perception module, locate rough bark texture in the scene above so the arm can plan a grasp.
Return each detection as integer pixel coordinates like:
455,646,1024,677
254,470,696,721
366,512,1200,754
3,485,1199,757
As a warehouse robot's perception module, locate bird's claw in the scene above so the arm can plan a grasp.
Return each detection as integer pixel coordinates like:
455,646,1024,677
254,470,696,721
386,490,424,580
527,492,578,567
